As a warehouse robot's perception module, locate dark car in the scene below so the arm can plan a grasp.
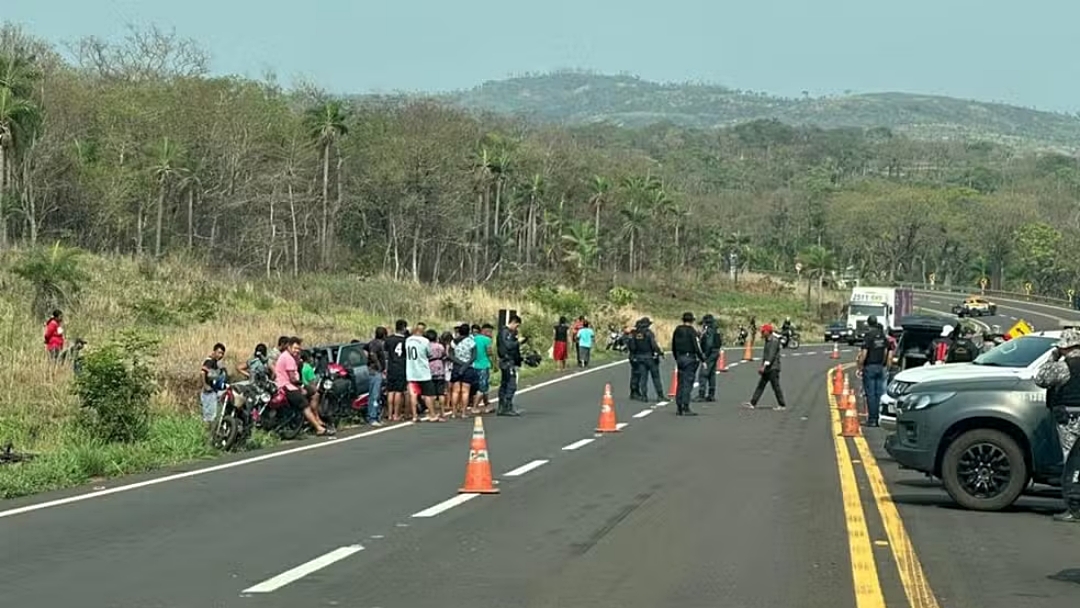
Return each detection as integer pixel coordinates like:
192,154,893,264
307,341,375,399
824,321,853,343
884,331,1076,511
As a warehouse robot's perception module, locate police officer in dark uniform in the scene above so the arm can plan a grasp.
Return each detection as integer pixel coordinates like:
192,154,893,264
1033,328,1080,523
945,325,979,363
671,312,705,416
628,317,664,401
696,314,722,402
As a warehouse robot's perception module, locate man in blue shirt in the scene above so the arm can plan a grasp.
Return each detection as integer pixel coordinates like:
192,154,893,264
577,321,595,368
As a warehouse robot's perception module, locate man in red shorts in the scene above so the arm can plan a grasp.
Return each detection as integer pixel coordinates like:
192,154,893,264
553,316,570,370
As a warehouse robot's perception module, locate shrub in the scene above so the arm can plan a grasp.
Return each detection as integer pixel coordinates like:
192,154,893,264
524,285,590,318
73,330,158,443
607,286,636,307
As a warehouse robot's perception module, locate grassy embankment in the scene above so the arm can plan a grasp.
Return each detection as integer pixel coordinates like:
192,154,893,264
0,253,840,499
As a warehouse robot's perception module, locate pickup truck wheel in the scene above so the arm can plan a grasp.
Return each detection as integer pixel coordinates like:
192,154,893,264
940,428,1028,511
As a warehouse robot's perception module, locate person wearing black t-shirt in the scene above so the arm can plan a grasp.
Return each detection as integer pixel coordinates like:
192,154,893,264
671,312,705,416
856,315,891,427
384,319,409,421
553,317,570,370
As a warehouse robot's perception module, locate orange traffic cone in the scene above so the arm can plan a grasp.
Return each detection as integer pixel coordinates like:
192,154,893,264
832,365,844,396
742,339,753,362
596,383,619,433
830,342,840,359
841,407,861,437
459,416,499,494
842,392,856,411
667,369,678,398
842,373,850,398
717,350,728,372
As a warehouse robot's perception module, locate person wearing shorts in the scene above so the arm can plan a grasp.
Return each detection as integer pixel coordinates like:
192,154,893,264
405,325,439,421
553,316,570,370
385,320,409,421
274,337,333,436
472,323,495,413
449,324,479,418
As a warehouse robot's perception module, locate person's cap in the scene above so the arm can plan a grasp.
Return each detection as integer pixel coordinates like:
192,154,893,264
761,323,774,333
1056,328,1080,349
702,313,715,324
682,312,695,323
636,317,652,327
940,325,953,337
867,315,878,326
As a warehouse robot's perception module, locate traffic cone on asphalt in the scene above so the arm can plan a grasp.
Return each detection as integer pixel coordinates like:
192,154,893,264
842,392,857,412
742,339,753,361
717,350,728,372
667,370,678,398
841,407,861,437
830,342,840,359
842,373,850,398
832,365,844,396
459,416,499,494
595,383,620,433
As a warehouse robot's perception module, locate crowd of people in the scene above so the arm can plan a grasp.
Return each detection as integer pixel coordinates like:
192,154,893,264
197,315,533,436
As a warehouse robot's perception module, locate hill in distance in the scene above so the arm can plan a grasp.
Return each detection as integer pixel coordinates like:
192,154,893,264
442,71,1080,151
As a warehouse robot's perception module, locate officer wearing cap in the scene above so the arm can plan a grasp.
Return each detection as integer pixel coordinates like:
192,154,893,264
1033,328,1080,523
945,324,979,363
628,317,664,401
671,312,705,415
696,313,722,402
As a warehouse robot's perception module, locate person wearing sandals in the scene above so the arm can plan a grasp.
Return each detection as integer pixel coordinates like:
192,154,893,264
405,324,440,422
275,337,335,436
449,324,479,418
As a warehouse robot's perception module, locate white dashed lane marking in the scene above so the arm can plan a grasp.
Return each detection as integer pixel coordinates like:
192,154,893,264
502,459,549,478
412,494,480,518
562,438,596,451
242,545,366,594
633,409,653,419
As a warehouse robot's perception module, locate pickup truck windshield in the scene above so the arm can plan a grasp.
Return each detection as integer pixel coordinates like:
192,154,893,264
972,335,1055,368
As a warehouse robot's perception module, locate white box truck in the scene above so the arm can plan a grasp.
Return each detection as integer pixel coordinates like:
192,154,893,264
845,287,913,344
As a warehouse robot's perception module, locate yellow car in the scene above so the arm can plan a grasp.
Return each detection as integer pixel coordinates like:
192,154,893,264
951,296,998,317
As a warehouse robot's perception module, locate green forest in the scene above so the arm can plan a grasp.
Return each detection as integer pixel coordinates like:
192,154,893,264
1,25,1078,296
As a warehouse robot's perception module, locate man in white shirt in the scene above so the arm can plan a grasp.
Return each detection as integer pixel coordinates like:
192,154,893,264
405,325,439,422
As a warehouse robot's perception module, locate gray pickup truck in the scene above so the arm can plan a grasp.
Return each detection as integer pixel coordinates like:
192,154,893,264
884,331,1077,511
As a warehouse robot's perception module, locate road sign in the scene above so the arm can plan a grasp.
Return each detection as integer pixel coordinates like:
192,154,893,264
928,272,936,286
979,277,988,289
1024,282,1033,295
795,262,803,274
1070,289,1076,300
1006,319,1033,340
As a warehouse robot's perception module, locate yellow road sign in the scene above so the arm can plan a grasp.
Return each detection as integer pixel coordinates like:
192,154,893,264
1006,319,1033,340
979,277,988,289
1024,282,1033,295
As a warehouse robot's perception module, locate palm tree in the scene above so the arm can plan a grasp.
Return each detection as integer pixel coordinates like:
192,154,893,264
149,137,183,258
798,244,837,310
588,175,610,241
305,100,349,268
0,85,38,249
561,220,598,284
11,242,88,318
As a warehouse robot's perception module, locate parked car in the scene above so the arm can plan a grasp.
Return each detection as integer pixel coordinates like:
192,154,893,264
884,330,1076,511
952,296,998,317
824,321,853,343
880,315,950,428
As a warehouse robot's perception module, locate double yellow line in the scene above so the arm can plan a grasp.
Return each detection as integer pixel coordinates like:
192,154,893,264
828,366,941,608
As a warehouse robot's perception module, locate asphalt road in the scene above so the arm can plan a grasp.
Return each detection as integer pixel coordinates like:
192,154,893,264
3,310,1080,607
912,290,1079,332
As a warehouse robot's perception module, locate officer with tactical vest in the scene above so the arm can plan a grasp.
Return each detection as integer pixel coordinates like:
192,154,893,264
696,314,722,402
628,317,664,401
1033,328,1080,523
946,325,980,363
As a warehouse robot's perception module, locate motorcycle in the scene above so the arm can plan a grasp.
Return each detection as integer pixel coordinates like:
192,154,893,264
212,378,274,450
779,329,801,349
606,325,629,352
736,327,749,346
316,361,369,427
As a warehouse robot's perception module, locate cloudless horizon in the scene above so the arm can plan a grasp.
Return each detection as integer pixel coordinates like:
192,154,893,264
6,0,1080,113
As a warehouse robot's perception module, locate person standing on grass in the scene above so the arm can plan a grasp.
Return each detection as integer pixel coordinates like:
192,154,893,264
406,325,440,422
200,343,228,434
553,316,570,370
384,320,409,422
449,324,478,419
743,324,787,411
472,323,495,414
366,327,387,427
44,309,65,361
577,321,595,368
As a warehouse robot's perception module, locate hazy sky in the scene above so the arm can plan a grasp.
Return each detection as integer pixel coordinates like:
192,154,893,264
7,0,1080,112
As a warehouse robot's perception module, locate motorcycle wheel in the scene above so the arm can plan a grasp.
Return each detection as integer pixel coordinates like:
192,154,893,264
789,336,800,349
213,415,239,451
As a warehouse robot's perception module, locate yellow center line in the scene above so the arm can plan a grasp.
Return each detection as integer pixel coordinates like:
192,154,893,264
854,436,942,608
828,368,887,608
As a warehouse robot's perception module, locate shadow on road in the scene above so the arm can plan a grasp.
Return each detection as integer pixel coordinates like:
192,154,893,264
889,492,1062,516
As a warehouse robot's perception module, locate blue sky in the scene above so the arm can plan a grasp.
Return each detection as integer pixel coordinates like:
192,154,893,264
6,0,1080,112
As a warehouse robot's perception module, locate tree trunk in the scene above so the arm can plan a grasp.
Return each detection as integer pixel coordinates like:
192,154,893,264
154,181,166,257
187,187,195,249
288,182,299,277
0,144,8,249
320,142,330,268
266,186,276,278
410,223,421,283
136,204,145,255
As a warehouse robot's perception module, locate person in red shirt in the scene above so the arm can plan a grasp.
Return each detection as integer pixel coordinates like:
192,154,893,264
44,310,65,361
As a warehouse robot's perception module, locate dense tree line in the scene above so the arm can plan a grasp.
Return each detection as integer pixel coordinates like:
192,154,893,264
2,24,1080,297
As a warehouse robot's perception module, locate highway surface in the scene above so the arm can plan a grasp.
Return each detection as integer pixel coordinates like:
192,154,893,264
2,292,1079,607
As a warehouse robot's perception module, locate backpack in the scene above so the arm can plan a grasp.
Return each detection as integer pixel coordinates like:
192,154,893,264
947,338,977,363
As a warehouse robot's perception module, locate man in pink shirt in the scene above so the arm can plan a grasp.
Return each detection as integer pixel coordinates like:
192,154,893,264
275,337,333,436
